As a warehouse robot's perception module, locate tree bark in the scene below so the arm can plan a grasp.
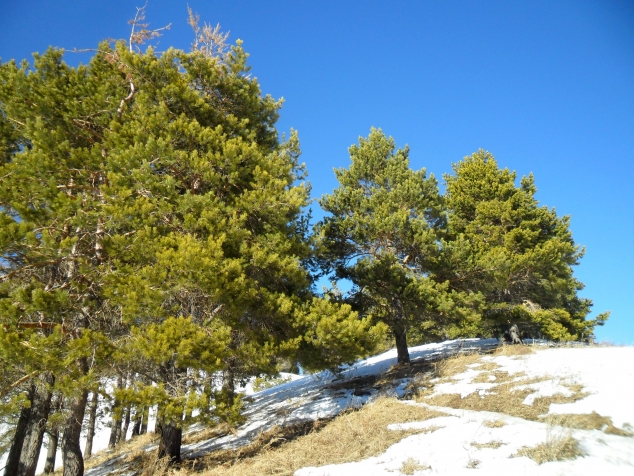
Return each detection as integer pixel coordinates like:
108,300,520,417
131,406,142,436
157,421,182,463
393,321,410,364
108,374,124,448
62,388,89,476
119,404,131,443
62,357,89,476
43,428,59,474
17,372,55,476
84,390,99,458
222,367,236,407
3,386,34,476
140,406,148,434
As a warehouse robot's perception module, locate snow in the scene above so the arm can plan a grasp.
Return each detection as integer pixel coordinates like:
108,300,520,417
426,347,634,429
297,345,634,475
297,405,634,475
4,340,633,475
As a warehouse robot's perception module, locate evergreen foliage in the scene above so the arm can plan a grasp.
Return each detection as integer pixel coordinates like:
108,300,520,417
317,129,482,363
0,30,381,472
440,150,608,340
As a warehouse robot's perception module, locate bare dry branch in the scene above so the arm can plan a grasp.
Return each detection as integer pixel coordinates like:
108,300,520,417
187,6,230,60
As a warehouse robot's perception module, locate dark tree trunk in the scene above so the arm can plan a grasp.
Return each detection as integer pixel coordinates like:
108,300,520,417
154,405,164,437
222,367,236,407
157,421,182,463
44,394,64,474
131,406,142,436
119,404,131,443
393,321,410,364
62,388,89,476
108,374,124,448
140,406,148,434
43,428,59,474
3,386,34,476
62,357,89,476
17,372,55,476
84,390,99,458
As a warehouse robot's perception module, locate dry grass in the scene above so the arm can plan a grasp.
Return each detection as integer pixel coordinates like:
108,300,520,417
483,419,506,428
182,423,234,445
544,412,633,436
433,353,483,379
470,440,504,449
139,455,171,476
420,379,587,422
46,433,161,476
416,352,589,423
493,344,535,356
466,458,480,469
400,457,430,474
84,432,159,470
514,432,582,464
190,397,445,475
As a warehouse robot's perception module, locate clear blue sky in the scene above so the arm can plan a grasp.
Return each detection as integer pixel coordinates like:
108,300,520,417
1,1,632,343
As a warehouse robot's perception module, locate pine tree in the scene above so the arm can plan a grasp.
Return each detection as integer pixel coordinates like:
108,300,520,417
440,150,608,340
318,129,481,363
0,19,382,471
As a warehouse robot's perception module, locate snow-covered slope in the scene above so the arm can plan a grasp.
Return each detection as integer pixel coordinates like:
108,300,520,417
297,345,634,475
14,339,631,475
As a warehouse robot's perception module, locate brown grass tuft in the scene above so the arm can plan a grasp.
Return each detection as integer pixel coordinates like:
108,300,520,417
470,440,504,449
400,457,430,474
543,412,633,436
483,419,506,428
514,433,582,464
493,344,535,356
193,397,445,475
415,353,589,423
433,353,484,380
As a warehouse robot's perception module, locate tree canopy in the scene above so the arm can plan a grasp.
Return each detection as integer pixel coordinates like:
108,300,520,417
0,31,382,473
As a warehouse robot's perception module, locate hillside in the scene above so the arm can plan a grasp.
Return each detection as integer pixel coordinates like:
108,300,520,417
55,341,634,475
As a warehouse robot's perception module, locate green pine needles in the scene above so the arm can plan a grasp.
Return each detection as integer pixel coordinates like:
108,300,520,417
318,130,607,364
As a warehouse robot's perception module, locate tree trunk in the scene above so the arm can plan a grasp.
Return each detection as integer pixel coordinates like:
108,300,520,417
17,372,55,476
393,321,410,364
108,374,124,448
131,406,142,436
62,389,89,476
222,367,236,407
157,421,182,463
62,357,89,476
140,406,148,434
3,386,34,476
43,428,59,474
84,390,99,458
119,404,131,443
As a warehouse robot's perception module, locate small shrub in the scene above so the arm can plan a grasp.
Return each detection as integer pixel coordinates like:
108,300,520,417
400,457,430,474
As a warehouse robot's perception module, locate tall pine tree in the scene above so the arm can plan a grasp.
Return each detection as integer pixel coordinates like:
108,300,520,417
0,23,382,473
318,129,482,363
440,150,608,340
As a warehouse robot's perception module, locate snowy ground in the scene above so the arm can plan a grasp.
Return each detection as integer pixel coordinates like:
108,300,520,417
4,339,632,475
297,346,634,475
